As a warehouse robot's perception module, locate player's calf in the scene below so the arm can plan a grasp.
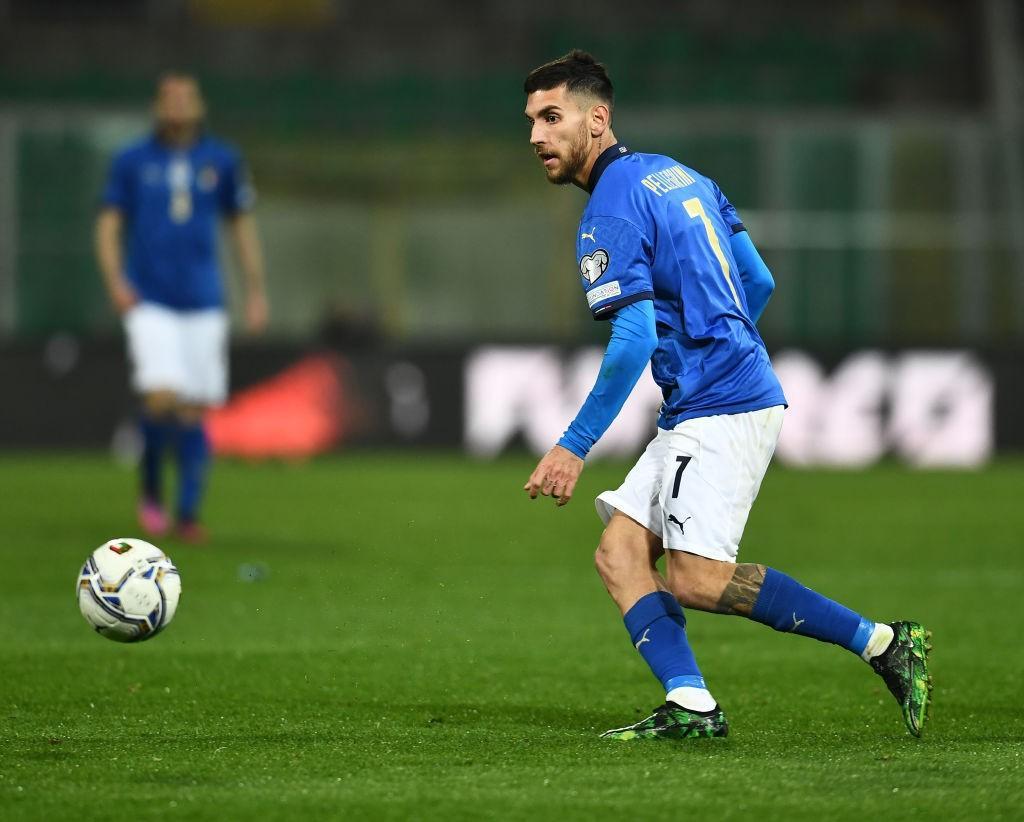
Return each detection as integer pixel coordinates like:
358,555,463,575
596,515,721,726
735,566,894,661
673,556,932,736
666,552,750,613
137,392,178,531
173,417,210,534
668,552,893,659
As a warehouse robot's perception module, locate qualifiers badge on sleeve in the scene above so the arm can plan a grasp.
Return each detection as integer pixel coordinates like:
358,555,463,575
580,249,610,284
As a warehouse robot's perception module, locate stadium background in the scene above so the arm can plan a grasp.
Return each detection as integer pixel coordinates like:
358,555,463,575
1,0,1022,462
2,2,1023,820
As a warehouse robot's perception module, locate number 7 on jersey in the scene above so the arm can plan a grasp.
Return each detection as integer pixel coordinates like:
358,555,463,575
683,197,741,305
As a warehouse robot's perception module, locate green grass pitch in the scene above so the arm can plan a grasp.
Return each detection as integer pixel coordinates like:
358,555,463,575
1,453,1022,820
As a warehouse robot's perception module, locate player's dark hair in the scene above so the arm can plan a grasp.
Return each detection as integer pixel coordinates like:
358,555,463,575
523,49,614,109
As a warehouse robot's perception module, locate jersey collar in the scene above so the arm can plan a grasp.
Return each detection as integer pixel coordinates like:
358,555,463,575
151,129,207,153
584,143,632,193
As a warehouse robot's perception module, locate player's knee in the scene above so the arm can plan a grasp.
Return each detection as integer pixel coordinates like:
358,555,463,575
142,390,178,417
594,531,639,584
593,541,612,583
176,404,207,426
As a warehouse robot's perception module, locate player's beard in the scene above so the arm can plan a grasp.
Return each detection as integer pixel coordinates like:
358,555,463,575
545,122,590,186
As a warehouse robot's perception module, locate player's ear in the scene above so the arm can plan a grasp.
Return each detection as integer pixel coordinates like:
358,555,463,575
589,102,611,137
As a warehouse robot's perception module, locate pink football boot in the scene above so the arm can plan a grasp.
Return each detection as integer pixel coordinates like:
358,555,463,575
174,520,209,545
137,498,169,537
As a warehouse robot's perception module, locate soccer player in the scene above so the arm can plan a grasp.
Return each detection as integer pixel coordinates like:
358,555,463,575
522,51,931,739
95,72,269,542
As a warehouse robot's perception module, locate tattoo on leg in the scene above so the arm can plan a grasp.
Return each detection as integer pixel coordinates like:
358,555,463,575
716,563,767,616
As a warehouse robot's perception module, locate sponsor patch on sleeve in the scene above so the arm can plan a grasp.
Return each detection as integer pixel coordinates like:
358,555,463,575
586,280,622,308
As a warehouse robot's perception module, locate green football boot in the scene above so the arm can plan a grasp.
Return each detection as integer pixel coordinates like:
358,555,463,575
870,621,933,737
600,702,728,740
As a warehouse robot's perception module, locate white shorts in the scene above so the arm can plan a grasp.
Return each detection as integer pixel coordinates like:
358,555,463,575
124,302,229,406
595,405,785,562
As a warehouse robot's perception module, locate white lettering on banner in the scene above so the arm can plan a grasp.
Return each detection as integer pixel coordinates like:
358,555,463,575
773,350,994,468
464,347,994,468
464,347,662,458
889,353,993,467
773,351,889,467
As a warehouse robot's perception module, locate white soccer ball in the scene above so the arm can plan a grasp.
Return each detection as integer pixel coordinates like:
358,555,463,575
77,538,181,642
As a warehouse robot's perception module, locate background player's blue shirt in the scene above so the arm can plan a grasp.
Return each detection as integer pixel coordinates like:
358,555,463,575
577,145,786,429
100,133,254,310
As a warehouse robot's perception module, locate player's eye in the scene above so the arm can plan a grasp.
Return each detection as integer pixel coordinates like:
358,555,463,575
546,115,559,124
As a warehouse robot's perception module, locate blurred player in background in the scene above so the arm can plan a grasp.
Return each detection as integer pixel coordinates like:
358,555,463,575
95,72,269,543
522,51,931,740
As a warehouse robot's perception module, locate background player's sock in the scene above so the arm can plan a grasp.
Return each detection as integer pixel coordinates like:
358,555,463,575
139,414,171,503
175,422,210,523
623,591,715,711
749,568,879,658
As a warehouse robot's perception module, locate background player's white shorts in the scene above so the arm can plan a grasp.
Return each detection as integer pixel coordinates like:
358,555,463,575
124,302,229,406
595,405,785,562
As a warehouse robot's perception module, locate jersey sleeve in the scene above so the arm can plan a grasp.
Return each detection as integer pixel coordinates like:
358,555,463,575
219,150,256,214
99,151,134,212
557,299,658,459
577,215,654,320
729,230,774,323
713,183,746,235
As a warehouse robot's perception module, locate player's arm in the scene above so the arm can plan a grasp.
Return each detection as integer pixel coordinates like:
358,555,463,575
524,300,658,506
226,212,269,334
729,230,774,323
714,182,774,323
94,206,137,315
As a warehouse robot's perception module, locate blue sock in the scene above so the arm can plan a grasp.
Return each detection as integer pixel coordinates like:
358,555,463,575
623,591,707,694
139,415,172,503
750,568,875,656
175,423,210,523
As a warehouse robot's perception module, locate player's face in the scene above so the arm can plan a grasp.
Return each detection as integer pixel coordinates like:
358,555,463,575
525,86,591,186
154,78,205,146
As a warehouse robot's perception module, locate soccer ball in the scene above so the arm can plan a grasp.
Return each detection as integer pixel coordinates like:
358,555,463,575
77,538,181,642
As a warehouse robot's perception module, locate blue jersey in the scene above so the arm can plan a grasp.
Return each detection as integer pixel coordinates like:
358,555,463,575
100,133,254,310
576,145,786,429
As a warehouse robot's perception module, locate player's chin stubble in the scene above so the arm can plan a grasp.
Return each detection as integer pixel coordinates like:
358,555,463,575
545,123,590,185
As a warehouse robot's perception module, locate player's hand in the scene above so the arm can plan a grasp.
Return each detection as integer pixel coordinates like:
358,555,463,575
524,445,584,507
245,290,269,334
110,279,138,315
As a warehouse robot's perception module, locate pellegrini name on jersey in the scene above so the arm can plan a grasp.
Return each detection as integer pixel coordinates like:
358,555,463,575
575,144,787,430
639,165,697,196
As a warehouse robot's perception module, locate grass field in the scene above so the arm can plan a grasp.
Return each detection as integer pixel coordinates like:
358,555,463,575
1,453,1022,820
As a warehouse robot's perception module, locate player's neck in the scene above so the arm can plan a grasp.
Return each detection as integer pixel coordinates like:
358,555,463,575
157,125,201,150
574,129,618,191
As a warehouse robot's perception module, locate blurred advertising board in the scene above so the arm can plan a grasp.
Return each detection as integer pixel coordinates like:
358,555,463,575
464,348,995,468
0,342,1013,468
